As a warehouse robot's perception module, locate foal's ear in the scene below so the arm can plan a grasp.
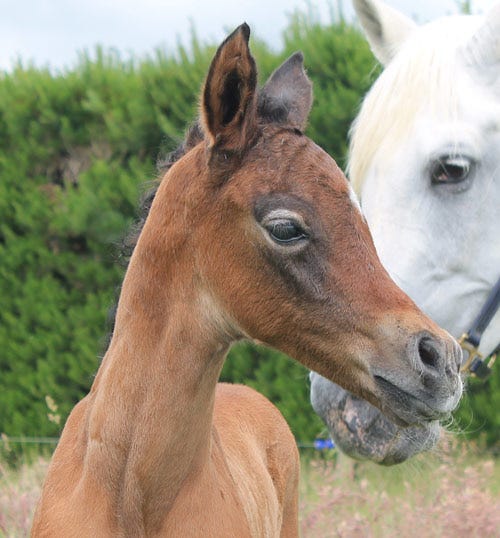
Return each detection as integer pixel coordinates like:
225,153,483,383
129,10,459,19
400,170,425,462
353,0,416,66
258,52,313,131
201,23,258,151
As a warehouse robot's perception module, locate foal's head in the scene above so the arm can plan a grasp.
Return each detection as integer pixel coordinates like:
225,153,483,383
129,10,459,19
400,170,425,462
137,25,462,427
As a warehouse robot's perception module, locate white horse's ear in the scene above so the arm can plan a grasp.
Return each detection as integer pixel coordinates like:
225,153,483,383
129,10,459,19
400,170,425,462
353,0,417,65
463,3,500,83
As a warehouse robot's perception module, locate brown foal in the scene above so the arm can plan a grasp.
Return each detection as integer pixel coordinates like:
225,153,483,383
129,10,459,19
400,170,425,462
31,24,462,537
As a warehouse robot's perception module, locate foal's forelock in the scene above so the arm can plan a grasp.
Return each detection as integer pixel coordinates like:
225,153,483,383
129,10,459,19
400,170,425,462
349,17,477,194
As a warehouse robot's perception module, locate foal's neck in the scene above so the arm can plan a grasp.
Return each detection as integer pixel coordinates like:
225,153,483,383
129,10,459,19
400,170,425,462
84,183,234,532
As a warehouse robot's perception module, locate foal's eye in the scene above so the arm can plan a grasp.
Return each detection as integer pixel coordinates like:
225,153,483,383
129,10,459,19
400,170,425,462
430,155,474,185
265,219,307,244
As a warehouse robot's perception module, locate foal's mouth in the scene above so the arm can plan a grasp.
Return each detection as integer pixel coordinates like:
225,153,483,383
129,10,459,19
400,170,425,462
373,375,452,427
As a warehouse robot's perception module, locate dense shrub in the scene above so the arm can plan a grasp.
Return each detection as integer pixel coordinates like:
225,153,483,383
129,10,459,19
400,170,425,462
0,46,214,438
0,11,498,448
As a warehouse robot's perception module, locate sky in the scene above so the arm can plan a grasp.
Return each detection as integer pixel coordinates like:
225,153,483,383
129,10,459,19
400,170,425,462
0,0,497,72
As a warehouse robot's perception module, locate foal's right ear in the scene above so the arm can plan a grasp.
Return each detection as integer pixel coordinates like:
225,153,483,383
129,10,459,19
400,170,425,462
201,24,258,152
258,52,313,131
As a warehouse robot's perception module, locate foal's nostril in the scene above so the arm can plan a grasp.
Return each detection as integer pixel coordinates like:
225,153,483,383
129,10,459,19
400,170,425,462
417,337,441,371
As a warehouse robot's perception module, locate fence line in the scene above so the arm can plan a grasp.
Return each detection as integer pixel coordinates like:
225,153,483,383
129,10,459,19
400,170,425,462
1,436,335,450
1,437,59,445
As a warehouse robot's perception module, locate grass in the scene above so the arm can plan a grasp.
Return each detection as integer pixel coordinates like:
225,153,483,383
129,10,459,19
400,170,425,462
300,439,500,537
0,441,499,537
0,456,49,537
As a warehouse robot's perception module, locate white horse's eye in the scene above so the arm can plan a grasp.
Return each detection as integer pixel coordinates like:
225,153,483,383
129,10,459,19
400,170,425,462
430,155,474,185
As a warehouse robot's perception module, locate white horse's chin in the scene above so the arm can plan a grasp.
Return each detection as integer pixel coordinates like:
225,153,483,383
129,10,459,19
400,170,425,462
309,373,441,466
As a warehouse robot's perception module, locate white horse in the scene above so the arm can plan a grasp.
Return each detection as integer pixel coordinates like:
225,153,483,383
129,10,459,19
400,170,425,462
310,0,500,464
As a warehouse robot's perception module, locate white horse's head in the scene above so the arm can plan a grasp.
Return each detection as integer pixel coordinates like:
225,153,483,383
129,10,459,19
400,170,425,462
310,0,500,464
351,0,500,355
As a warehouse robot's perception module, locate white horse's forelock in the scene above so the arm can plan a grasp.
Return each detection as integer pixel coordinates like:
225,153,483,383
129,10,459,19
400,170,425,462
348,15,481,195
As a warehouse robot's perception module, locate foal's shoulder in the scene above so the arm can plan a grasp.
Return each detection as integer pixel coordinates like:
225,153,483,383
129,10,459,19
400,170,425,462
214,383,300,530
214,383,296,448
214,383,299,495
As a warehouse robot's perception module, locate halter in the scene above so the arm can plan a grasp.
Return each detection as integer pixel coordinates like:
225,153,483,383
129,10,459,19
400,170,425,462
459,275,500,379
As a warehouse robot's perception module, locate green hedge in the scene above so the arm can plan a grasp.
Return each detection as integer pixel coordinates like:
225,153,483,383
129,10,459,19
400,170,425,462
1,11,498,449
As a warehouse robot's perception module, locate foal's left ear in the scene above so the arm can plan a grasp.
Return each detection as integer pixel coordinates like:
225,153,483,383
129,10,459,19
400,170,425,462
258,52,313,131
202,23,258,151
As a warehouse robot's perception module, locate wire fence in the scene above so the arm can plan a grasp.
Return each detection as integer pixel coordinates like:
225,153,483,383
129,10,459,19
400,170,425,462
1,436,335,450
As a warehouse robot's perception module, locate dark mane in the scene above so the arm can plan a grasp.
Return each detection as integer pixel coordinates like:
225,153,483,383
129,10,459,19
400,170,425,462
119,121,204,263
103,121,204,346
156,121,204,177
